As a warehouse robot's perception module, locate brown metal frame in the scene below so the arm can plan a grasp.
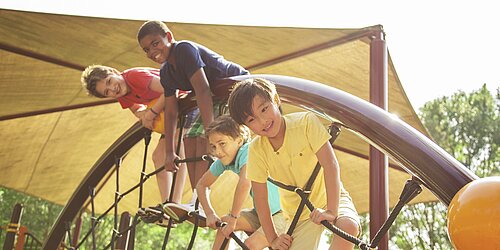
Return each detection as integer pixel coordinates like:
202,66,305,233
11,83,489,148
43,123,149,249
369,28,389,250
0,42,85,70
43,75,477,248
0,99,117,121
3,203,23,250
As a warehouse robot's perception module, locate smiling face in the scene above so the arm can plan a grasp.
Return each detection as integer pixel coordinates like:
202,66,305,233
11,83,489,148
139,32,173,64
94,74,129,98
244,94,283,139
208,132,243,166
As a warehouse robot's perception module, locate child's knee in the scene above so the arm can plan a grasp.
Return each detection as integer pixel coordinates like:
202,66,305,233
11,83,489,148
152,149,163,167
243,237,259,250
335,217,360,237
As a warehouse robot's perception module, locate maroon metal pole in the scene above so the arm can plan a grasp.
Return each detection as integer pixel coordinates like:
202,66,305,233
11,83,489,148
127,218,136,250
115,212,131,250
369,27,389,250
3,203,24,250
71,213,83,247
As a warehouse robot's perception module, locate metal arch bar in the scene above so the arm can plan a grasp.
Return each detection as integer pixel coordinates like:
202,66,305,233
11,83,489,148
44,123,149,249
45,74,478,249
211,74,477,204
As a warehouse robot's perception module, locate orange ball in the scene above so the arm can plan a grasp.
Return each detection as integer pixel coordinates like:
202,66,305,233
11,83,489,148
147,98,165,134
447,176,500,250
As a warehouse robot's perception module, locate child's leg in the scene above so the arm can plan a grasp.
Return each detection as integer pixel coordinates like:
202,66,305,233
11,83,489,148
152,137,171,203
243,231,266,250
183,136,197,191
173,132,187,203
183,109,202,192
197,102,222,187
153,134,187,203
329,188,361,250
245,212,288,250
194,136,209,186
212,214,254,250
288,219,324,250
329,217,360,250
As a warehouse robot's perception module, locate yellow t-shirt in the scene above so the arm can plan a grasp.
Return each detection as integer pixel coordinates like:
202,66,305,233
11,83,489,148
247,112,331,221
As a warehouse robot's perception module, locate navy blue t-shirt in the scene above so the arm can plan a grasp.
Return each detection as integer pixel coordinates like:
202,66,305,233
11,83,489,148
160,40,249,97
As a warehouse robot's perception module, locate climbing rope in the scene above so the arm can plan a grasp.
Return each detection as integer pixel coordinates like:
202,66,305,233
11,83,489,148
67,119,422,250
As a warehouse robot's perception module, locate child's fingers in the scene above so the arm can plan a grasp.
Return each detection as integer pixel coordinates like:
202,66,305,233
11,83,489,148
207,220,217,229
222,227,231,238
282,234,293,244
309,209,321,224
271,234,292,250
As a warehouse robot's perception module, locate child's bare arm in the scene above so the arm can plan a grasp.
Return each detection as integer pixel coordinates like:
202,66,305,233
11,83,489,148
189,68,214,130
129,104,153,130
140,95,165,130
313,142,341,223
196,171,219,228
149,75,164,93
230,165,252,217
148,76,165,117
129,104,146,118
163,95,179,172
252,181,278,243
220,165,252,237
138,76,165,128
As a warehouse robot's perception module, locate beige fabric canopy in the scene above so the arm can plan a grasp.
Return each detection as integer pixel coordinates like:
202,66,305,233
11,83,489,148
0,9,436,216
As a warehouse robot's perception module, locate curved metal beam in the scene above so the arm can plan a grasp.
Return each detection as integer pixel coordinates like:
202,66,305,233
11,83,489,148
43,123,149,249
44,74,477,248
215,74,477,204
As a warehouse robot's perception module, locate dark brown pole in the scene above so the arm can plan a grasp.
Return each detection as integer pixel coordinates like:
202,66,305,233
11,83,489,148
127,218,136,250
115,212,131,250
14,226,28,250
3,203,23,250
71,213,83,247
369,27,389,250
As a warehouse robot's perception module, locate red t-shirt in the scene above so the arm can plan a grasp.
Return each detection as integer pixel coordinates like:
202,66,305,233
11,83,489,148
117,68,161,109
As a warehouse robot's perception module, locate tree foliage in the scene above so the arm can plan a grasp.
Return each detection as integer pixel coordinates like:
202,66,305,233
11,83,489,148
0,187,62,244
2,85,498,249
386,84,499,249
419,84,499,177
1,187,216,249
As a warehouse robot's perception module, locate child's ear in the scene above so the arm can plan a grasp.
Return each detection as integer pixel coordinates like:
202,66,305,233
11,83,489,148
167,32,174,43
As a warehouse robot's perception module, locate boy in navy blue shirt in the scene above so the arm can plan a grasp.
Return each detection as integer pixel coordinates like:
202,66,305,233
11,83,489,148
137,21,249,200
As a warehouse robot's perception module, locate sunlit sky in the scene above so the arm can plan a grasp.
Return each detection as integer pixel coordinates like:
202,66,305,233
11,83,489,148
1,0,499,109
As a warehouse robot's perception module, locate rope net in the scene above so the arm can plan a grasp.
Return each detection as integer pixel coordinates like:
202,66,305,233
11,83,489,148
61,120,421,250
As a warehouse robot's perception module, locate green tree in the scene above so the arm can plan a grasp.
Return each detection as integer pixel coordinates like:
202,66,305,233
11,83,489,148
419,84,499,177
75,213,215,249
0,187,63,244
1,187,217,248
385,84,499,249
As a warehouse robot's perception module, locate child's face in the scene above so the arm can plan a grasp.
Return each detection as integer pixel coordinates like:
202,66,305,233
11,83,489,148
244,95,282,139
95,74,129,98
139,33,172,64
208,132,242,166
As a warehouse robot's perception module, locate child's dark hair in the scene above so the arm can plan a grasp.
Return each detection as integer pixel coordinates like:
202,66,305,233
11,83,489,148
205,115,250,142
81,65,119,98
228,78,280,125
137,20,172,42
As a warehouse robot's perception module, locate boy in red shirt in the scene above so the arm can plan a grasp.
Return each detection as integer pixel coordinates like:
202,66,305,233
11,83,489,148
81,65,195,217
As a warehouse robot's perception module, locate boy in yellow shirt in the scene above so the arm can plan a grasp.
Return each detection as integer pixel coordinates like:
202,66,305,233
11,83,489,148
228,78,360,250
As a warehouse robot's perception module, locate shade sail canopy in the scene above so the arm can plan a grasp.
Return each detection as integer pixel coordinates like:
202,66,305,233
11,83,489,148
0,9,437,217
